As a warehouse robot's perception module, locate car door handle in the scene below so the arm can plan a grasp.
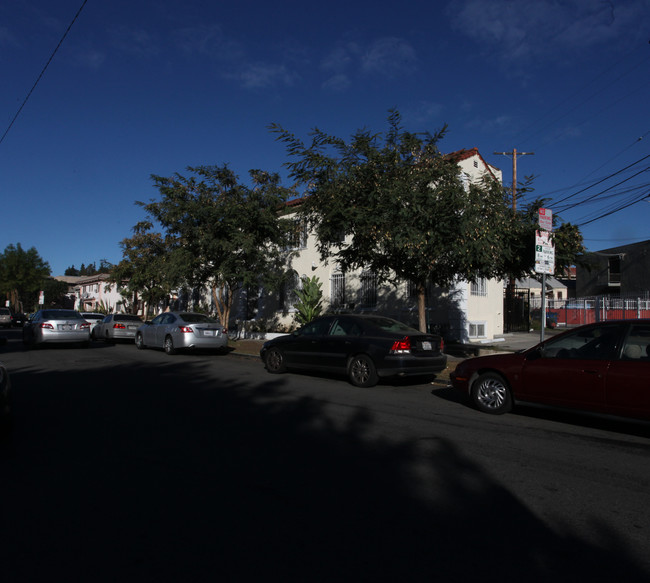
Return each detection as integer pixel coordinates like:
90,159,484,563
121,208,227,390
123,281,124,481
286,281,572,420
582,369,601,376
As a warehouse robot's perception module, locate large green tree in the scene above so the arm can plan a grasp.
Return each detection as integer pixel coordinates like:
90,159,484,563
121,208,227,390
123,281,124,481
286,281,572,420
138,165,295,327
0,243,51,312
271,110,517,331
110,222,177,318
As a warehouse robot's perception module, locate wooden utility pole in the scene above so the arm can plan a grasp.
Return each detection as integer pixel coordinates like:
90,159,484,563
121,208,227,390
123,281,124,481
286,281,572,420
493,149,534,213
494,149,534,332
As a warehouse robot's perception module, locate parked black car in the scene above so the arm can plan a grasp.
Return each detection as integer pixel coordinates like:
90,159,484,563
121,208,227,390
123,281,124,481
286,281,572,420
11,312,27,327
260,314,447,387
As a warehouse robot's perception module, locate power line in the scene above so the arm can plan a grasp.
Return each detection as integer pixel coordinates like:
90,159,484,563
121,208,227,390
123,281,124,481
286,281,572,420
0,0,89,148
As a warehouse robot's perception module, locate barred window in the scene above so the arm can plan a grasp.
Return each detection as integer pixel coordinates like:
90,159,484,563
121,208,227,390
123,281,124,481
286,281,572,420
360,272,377,308
288,219,308,250
471,278,488,297
280,271,300,311
331,272,346,309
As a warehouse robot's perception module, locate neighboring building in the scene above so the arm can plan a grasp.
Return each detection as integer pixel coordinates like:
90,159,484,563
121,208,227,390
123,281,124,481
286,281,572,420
240,148,506,343
515,276,568,305
72,274,125,313
577,240,650,298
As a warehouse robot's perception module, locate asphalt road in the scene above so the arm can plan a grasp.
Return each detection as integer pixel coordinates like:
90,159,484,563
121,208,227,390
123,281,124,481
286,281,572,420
1,329,649,582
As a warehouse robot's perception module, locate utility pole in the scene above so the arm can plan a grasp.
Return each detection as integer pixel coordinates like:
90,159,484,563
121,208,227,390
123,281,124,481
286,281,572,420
494,148,534,332
493,149,534,213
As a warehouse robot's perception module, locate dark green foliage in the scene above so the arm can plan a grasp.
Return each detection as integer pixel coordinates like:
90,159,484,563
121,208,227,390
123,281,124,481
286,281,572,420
134,165,296,325
271,110,516,330
294,276,324,325
0,243,51,312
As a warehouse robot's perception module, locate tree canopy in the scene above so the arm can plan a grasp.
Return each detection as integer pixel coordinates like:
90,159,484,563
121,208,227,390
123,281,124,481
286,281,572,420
0,243,51,312
271,110,518,331
134,165,296,326
110,222,177,317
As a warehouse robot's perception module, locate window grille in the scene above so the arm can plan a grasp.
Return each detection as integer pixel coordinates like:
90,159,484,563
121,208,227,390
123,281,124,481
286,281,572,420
331,273,346,308
360,272,377,308
280,272,300,311
471,278,488,296
288,219,308,250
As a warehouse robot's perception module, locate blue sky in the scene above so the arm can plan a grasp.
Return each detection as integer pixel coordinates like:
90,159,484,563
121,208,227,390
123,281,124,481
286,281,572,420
1,0,649,275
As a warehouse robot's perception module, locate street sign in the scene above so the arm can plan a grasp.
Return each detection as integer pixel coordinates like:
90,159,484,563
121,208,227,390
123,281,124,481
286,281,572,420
538,207,553,231
535,230,555,275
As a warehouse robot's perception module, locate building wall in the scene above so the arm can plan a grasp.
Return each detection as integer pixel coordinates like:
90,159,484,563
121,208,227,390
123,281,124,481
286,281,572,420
235,148,507,341
74,275,126,313
577,240,650,297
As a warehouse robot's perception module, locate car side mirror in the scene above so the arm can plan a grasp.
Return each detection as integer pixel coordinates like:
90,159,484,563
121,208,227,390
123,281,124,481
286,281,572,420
525,347,543,361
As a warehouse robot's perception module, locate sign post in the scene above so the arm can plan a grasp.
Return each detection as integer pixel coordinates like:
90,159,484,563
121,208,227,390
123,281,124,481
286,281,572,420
535,208,554,342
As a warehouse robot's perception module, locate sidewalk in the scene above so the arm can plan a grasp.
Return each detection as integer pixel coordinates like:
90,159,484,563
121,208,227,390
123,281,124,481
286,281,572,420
448,329,561,357
228,330,560,359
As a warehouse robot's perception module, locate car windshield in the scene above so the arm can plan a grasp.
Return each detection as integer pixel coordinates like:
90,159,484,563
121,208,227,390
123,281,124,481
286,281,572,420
179,313,217,324
364,316,419,334
41,310,83,320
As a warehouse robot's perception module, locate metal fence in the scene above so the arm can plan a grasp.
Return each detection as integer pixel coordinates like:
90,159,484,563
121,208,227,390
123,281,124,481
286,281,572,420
530,294,650,327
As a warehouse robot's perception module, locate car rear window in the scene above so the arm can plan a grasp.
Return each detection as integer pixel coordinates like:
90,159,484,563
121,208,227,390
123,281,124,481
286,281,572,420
0,308,10,315
179,313,217,324
42,310,84,320
364,317,418,334
114,315,143,322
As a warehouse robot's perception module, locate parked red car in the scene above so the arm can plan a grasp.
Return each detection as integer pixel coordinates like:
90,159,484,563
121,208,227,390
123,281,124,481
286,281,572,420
451,320,650,421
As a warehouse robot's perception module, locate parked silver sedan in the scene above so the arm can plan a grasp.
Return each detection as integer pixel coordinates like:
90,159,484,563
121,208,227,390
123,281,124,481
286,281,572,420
22,309,91,347
135,311,227,354
93,313,143,342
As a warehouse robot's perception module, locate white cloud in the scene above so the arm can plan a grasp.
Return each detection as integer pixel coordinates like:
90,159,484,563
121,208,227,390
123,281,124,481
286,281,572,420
449,0,650,66
361,37,417,76
236,63,298,89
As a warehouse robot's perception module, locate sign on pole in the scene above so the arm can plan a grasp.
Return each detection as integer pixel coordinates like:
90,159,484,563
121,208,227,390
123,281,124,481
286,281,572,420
538,207,553,231
535,230,555,275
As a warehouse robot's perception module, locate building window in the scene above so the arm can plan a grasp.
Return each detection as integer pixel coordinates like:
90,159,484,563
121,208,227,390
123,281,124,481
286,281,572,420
288,219,308,250
360,272,377,309
608,256,621,286
280,271,300,311
331,272,346,309
471,278,488,296
469,322,486,338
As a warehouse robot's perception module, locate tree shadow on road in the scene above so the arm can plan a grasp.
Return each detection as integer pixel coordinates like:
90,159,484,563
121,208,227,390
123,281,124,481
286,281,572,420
1,354,648,582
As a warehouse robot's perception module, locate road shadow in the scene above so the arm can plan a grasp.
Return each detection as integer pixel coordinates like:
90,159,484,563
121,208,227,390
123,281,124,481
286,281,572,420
0,350,648,582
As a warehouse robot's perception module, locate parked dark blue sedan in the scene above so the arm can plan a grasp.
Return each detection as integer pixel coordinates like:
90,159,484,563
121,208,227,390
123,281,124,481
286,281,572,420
260,314,447,387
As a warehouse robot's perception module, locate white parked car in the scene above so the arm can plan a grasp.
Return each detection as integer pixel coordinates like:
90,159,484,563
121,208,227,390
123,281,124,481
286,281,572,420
81,313,105,336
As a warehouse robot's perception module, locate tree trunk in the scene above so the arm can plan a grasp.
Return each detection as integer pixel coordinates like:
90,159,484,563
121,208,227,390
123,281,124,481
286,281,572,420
417,283,427,333
211,283,232,328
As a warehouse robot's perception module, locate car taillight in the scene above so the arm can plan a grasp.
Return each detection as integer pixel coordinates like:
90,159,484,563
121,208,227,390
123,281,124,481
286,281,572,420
39,323,54,330
178,326,193,333
440,337,444,353
80,322,90,330
113,323,126,329
390,336,411,354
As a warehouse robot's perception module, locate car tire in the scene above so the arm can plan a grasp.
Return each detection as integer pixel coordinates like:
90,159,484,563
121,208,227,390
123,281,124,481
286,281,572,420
348,354,378,388
264,348,286,373
471,372,512,415
135,333,146,350
164,335,177,355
